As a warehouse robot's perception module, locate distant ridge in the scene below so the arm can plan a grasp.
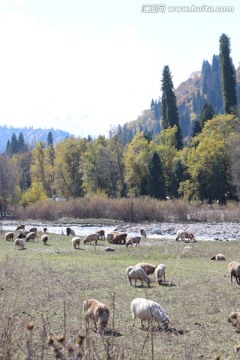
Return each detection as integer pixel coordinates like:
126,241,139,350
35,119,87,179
0,125,72,152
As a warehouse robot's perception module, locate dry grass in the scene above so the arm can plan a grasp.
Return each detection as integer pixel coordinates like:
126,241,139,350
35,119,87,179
0,230,240,359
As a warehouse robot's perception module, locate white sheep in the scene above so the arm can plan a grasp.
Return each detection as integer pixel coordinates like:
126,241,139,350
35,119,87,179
126,236,141,247
131,298,169,331
155,264,166,285
211,253,226,261
126,266,151,287
72,236,80,249
83,298,110,333
83,233,100,245
228,261,240,284
25,231,36,242
15,238,25,250
41,234,48,245
5,232,14,241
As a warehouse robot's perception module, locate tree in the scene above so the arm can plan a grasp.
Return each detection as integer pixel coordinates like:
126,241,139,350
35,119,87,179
148,151,166,199
199,102,214,128
191,120,202,137
219,33,237,114
161,65,183,149
47,132,54,146
0,154,18,216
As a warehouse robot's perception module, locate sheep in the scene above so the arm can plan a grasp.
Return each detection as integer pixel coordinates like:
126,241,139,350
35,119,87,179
16,224,25,231
18,231,29,239
5,232,14,241
83,299,110,333
126,266,151,287
112,233,127,245
228,261,240,284
176,230,196,242
211,253,226,261
41,234,48,245
140,228,147,238
107,232,119,243
29,227,37,233
155,264,166,285
72,236,80,249
43,227,48,233
83,233,100,245
135,263,156,275
15,238,25,250
66,227,75,236
131,298,169,331
228,311,240,333
25,231,36,242
126,236,141,247
96,229,105,240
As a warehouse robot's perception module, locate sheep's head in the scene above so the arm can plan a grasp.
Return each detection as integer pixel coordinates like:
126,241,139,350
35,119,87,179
228,312,240,332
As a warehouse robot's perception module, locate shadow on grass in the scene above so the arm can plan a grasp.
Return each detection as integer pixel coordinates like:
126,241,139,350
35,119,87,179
157,281,176,287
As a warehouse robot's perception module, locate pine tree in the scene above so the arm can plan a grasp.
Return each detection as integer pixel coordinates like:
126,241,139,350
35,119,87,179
199,102,214,127
219,33,237,114
191,120,202,137
161,65,183,149
47,132,54,146
147,151,166,199
11,133,19,154
18,132,26,153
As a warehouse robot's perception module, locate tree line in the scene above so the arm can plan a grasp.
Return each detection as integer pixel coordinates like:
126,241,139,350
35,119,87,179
0,33,239,217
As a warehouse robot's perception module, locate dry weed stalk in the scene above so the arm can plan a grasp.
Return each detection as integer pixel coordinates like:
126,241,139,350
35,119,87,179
47,333,85,359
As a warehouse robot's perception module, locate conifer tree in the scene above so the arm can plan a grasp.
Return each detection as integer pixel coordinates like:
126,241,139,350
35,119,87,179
161,65,183,149
147,151,166,199
47,132,54,146
191,120,202,137
199,102,214,127
18,132,26,153
219,33,237,114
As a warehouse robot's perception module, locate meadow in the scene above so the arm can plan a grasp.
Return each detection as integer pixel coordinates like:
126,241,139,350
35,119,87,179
0,230,240,359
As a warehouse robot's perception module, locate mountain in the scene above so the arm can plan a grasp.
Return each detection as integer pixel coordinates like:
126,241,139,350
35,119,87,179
119,59,240,143
0,126,71,152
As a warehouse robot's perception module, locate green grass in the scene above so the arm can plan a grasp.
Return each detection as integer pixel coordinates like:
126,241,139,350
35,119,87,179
0,231,240,359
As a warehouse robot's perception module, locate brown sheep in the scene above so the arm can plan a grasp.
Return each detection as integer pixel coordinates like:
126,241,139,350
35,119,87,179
5,232,14,241
16,224,25,231
83,299,110,333
228,311,240,332
26,231,36,242
29,227,37,234
43,227,48,233
135,263,156,275
140,229,147,238
66,227,75,236
176,230,196,242
15,238,25,250
228,261,240,284
107,232,119,243
112,233,127,244
96,229,105,240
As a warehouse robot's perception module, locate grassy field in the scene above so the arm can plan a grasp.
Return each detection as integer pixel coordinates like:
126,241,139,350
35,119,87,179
0,230,240,359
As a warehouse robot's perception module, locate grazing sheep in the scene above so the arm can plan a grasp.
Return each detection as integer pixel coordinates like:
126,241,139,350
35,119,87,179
228,261,240,284
228,312,240,332
135,263,156,275
5,232,14,241
112,233,127,245
96,229,105,240
83,299,110,333
29,227,37,233
126,266,151,287
72,236,80,249
211,253,226,261
131,298,169,331
43,227,48,233
66,227,75,236
16,224,25,231
107,232,119,243
176,230,196,242
25,231,36,242
83,233,100,245
126,236,141,247
140,229,147,238
15,238,25,250
18,231,29,239
41,234,48,245
155,264,166,285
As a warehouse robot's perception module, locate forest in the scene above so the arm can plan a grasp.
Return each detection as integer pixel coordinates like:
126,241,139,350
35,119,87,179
0,33,239,218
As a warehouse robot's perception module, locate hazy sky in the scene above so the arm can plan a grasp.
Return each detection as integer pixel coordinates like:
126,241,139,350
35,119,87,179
0,0,239,136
